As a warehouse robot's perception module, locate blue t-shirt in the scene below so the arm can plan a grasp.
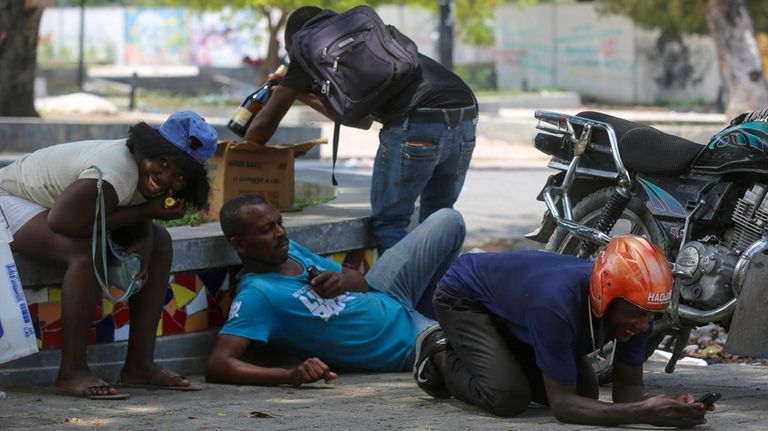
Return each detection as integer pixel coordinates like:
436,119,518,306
220,240,416,372
439,250,650,385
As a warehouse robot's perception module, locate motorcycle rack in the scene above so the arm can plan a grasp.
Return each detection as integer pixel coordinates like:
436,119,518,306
535,111,632,247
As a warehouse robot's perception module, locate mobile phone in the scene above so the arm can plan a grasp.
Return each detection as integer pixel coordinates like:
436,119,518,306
307,265,321,281
695,392,721,407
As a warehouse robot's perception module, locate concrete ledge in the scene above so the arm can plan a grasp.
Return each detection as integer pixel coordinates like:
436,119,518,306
0,330,219,388
16,214,372,288
0,117,322,155
16,168,372,287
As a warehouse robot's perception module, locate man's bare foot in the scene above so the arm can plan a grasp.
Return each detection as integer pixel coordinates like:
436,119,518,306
118,365,201,391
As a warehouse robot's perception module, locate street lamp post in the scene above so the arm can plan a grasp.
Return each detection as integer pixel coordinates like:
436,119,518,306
77,0,85,89
438,0,453,70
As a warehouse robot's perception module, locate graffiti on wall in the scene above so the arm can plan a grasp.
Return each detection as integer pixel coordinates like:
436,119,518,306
39,7,264,67
645,31,712,91
191,10,264,67
125,8,189,65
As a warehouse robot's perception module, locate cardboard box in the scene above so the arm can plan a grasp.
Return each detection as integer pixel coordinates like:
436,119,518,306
206,138,326,218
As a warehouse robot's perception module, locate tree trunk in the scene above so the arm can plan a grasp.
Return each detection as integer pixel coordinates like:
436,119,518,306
255,7,289,85
0,0,44,117
705,0,768,119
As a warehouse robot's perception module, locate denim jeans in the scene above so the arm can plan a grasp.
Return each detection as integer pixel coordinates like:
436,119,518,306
371,110,476,255
365,208,465,335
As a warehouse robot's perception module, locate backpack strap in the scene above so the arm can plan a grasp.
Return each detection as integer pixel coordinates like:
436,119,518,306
331,121,340,186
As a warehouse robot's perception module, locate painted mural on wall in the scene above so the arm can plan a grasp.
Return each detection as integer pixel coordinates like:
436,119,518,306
125,8,189,65
555,14,635,102
27,249,374,349
38,7,264,68
634,28,719,103
38,5,486,71
190,10,266,67
646,31,711,91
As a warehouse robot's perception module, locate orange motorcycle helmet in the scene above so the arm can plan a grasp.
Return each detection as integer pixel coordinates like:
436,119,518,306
589,234,673,317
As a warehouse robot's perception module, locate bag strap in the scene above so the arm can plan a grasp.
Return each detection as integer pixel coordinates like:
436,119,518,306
90,166,135,303
331,121,340,186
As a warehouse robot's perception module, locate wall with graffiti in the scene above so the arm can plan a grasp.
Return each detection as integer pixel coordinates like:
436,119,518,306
38,4,727,104
495,3,720,104
38,5,490,71
27,249,374,350
39,7,265,68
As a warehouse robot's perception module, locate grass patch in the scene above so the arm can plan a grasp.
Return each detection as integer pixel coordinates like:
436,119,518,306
293,194,336,211
156,209,215,228
157,194,337,227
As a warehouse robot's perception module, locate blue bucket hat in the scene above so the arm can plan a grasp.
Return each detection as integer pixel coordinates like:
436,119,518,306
158,111,218,164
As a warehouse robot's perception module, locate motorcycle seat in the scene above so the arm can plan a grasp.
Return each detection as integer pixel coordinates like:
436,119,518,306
576,111,704,175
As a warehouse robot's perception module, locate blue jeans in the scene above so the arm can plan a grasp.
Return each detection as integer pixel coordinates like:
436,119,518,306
371,109,476,255
365,208,466,335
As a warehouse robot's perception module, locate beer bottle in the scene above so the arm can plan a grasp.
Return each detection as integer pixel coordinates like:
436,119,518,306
227,64,288,138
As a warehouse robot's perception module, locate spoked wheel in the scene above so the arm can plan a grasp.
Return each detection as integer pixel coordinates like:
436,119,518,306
545,187,669,383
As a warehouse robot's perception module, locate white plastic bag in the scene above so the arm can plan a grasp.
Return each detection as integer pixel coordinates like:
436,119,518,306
0,219,38,364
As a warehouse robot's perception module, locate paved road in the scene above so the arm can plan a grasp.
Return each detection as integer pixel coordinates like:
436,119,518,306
298,159,552,250
1,353,765,430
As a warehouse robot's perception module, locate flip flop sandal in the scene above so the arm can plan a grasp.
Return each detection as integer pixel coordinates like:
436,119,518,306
57,381,129,400
117,370,201,391
116,381,201,391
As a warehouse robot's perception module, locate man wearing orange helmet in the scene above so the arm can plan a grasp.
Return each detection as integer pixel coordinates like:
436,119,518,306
413,235,713,427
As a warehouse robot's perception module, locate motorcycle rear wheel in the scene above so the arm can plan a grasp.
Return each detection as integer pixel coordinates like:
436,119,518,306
545,187,668,257
544,187,668,383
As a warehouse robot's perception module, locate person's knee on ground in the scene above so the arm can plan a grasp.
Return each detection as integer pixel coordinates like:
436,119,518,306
484,388,532,417
444,352,533,418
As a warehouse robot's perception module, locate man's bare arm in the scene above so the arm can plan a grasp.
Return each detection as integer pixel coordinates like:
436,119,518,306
205,334,336,386
244,85,300,144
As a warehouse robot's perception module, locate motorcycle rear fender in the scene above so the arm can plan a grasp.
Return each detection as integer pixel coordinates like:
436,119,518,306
724,251,768,358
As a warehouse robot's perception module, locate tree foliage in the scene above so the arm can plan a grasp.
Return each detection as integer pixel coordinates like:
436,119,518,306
132,0,396,81
595,0,768,35
402,0,500,46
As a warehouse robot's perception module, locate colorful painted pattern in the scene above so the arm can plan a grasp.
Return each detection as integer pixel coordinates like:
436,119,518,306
25,249,374,350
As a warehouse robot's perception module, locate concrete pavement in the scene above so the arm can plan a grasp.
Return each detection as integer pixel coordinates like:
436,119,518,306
1,353,766,430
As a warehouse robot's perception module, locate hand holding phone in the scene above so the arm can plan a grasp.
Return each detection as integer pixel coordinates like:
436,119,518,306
307,265,321,281
695,392,721,408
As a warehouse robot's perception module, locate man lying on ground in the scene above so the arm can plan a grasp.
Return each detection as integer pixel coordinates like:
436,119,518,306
205,194,465,386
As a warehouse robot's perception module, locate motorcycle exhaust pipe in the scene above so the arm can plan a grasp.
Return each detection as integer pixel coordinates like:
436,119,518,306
677,299,736,324
730,232,768,297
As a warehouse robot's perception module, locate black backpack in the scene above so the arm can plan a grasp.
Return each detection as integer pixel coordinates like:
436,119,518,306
291,6,421,185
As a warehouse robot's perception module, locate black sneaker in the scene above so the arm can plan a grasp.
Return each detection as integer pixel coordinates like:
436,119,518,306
413,324,450,399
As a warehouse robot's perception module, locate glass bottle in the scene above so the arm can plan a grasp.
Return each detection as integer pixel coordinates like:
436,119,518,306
227,64,288,138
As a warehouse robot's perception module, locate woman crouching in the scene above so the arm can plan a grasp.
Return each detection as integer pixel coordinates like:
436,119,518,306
0,111,216,399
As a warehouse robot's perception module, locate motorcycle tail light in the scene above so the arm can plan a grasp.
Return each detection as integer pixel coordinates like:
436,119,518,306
533,133,573,160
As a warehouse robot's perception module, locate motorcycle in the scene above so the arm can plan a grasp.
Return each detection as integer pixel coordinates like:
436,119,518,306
526,109,768,377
